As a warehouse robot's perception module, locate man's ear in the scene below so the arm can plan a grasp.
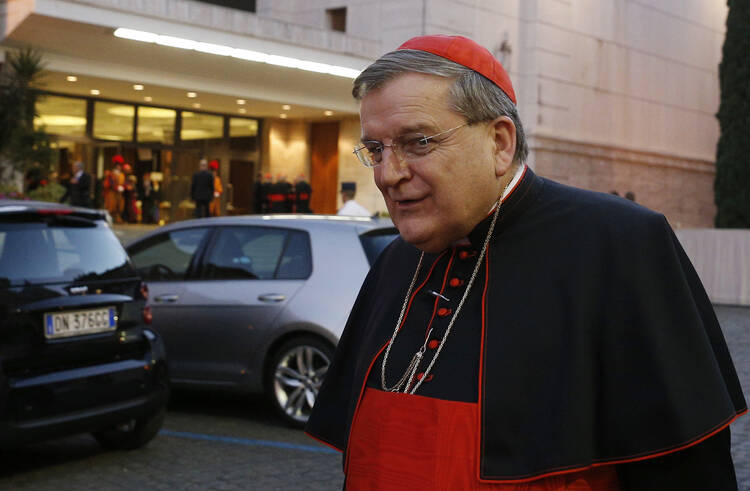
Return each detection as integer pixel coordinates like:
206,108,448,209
490,116,517,177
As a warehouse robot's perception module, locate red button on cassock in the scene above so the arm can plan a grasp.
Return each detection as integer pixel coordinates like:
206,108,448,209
437,307,452,317
449,278,463,288
428,339,439,349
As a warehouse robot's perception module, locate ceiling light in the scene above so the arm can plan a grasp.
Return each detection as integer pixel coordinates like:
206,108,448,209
238,108,247,114
114,28,158,43
133,84,144,91
237,99,246,105
66,75,78,82
282,104,291,110
156,35,197,50
324,110,333,116
113,27,362,79
192,103,201,108
144,96,153,102
280,114,288,119
90,89,101,95
187,92,197,98
195,42,234,56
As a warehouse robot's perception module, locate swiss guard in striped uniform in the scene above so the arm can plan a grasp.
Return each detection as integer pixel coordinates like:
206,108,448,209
305,35,746,490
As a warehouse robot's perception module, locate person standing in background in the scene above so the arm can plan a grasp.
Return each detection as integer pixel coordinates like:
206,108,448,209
294,174,313,213
191,158,214,218
122,164,138,223
337,182,370,216
268,174,292,213
209,159,223,217
139,172,158,224
60,161,92,208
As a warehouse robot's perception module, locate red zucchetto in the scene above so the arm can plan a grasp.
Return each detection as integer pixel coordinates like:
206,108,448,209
398,35,516,104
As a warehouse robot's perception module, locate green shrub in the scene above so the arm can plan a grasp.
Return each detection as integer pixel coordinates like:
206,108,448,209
27,182,66,203
715,0,750,227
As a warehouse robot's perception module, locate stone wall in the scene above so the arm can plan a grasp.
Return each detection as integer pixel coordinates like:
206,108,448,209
532,135,716,228
264,119,310,180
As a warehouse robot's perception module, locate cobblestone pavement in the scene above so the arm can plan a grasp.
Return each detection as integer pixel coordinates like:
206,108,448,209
0,306,747,490
719,306,750,491
0,392,344,490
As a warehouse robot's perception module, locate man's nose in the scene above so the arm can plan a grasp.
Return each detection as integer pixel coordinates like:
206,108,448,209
378,146,411,185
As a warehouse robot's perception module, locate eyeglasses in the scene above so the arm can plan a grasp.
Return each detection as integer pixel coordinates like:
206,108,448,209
353,122,469,168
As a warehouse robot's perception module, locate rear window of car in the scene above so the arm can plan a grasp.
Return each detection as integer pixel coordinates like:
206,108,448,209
0,219,134,286
360,228,399,265
203,226,312,280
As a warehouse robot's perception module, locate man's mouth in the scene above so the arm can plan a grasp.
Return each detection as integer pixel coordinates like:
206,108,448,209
395,197,424,207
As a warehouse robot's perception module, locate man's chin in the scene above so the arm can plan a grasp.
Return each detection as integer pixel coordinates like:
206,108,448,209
398,228,451,254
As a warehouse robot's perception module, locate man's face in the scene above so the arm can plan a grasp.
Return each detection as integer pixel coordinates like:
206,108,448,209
360,72,513,253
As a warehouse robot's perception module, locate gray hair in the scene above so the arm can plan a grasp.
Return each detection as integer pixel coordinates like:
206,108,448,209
353,50,528,164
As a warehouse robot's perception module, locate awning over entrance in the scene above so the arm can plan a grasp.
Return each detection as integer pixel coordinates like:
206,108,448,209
1,0,368,118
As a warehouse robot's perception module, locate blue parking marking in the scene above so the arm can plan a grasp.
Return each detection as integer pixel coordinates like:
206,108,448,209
159,429,338,454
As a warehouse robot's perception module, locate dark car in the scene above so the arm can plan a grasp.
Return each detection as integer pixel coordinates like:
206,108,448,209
0,200,168,450
125,215,398,427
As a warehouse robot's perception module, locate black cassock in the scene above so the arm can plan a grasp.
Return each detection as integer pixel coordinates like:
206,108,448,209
306,167,746,488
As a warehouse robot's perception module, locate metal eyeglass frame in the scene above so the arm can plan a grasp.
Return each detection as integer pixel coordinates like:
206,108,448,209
353,122,469,168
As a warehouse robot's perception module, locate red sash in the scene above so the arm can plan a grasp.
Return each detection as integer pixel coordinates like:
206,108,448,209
347,388,620,490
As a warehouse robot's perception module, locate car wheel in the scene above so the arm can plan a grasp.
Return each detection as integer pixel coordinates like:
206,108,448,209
92,407,165,450
267,336,334,428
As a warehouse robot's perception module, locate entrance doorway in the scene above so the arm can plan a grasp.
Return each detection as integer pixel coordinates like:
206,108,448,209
230,160,255,214
309,122,339,214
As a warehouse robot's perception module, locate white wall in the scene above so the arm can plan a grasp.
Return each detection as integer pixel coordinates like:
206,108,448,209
522,0,727,161
676,229,750,306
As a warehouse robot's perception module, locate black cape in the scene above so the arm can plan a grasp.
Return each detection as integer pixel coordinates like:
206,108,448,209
306,168,746,482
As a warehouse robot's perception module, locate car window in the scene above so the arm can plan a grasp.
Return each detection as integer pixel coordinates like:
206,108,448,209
203,227,311,280
0,221,134,285
128,227,210,281
360,229,399,265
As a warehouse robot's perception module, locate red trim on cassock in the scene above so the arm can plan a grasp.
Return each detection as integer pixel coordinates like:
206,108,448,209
477,407,747,483
343,251,448,474
304,431,343,453
477,235,491,481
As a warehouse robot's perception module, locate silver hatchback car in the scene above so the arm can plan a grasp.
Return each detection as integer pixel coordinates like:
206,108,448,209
125,215,397,426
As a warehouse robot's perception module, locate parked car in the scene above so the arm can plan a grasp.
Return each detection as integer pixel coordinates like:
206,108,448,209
0,200,169,450
125,215,398,427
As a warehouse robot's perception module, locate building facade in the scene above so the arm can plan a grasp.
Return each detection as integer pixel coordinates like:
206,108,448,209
1,0,727,226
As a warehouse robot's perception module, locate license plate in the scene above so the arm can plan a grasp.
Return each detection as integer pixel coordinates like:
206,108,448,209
44,307,117,339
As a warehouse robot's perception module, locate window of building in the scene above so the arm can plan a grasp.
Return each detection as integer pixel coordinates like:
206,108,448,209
34,95,87,137
196,0,255,13
93,102,135,141
326,7,347,32
181,112,224,141
138,106,177,145
229,117,259,150
229,117,258,138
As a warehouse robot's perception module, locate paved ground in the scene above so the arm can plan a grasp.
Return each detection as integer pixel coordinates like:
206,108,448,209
0,393,344,490
721,305,750,490
0,306,746,490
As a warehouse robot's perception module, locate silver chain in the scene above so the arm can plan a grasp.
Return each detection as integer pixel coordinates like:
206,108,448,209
380,199,503,394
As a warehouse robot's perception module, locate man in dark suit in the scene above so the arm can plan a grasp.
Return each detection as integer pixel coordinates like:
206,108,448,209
60,161,93,208
191,158,214,218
